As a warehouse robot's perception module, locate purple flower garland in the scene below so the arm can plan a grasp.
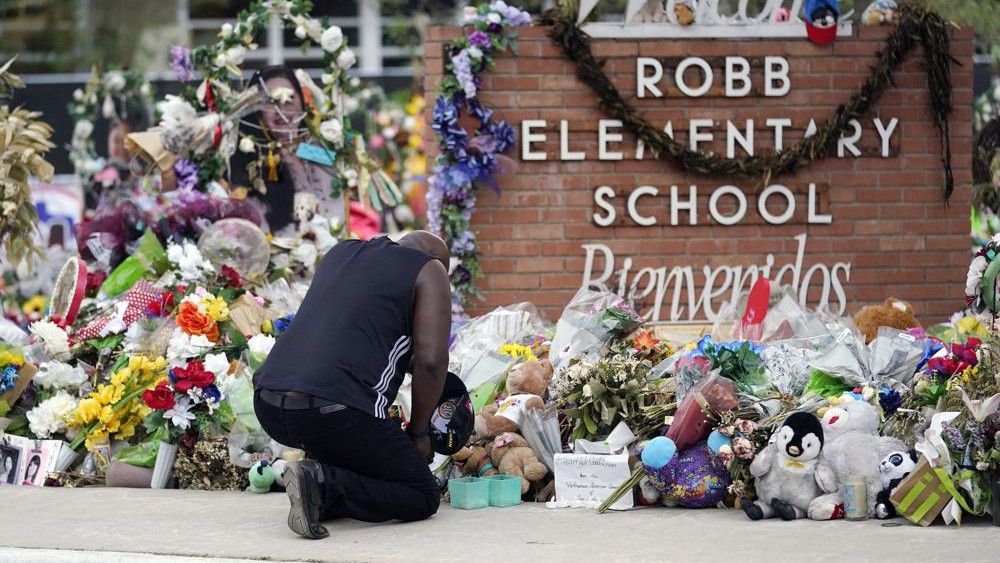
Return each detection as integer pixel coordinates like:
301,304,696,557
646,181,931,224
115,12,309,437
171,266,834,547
428,1,529,311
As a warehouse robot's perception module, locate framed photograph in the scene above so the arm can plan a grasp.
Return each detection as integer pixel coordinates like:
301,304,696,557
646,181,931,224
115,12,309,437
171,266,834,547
20,448,49,486
0,442,24,485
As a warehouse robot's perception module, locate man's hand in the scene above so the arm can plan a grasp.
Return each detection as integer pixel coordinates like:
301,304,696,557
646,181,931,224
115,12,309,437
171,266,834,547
410,433,433,464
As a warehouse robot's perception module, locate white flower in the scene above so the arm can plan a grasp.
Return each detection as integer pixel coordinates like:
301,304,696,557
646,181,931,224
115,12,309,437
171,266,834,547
582,383,593,398
101,95,116,118
34,361,87,390
291,241,318,266
966,255,988,297
319,118,343,145
103,71,126,91
467,46,484,60
270,86,295,105
26,391,77,438
167,329,215,366
320,26,344,53
336,48,356,69
167,240,215,282
320,72,335,85
203,352,231,380
295,25,307,39
100,300,130,337
166,396,197,430
215,45,247,68
266,0,292,15
157,95,197,129
239,136,255,153
487,12,502,24
29,321,71,361
140,83,151,96
303,19,323,41
247,334,276,357
220,22,234,38
462,6,478,23
72,88,84,101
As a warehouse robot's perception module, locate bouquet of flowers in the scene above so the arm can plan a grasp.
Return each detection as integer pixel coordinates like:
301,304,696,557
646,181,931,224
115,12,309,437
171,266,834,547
142,358,233,443
68,355,168,450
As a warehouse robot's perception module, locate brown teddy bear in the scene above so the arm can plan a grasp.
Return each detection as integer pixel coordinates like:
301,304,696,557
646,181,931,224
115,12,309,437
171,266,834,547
490,432,548,494
853,297,921,343
474,359,553,438
452,444,498,478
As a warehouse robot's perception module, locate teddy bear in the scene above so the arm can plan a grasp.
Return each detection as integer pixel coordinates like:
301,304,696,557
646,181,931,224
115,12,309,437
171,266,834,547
874,449,917,519
452,444,498,478
630,0,667,23
744,412,825,520
674,0,697,26
853,297,921,343
474,359,553,438
862,0,898,26
490,432,548,494
807,400,906,520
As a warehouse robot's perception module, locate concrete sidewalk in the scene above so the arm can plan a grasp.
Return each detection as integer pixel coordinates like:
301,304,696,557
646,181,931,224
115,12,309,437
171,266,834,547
1,487,998,562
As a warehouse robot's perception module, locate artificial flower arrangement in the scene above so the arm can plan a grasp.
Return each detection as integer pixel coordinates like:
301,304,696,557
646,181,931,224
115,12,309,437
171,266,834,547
428,1,530,308
66,66,155,179
141,358,233,444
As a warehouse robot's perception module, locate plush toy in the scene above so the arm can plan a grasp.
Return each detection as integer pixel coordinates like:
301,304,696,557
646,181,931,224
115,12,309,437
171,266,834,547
631,0,667,23
675,0,697,26
474,359,553,438
641,437,730,508
452,444,498,478
247,459,275,493
744,412,825,520
804,0,839,45
490,432,548,494
853,298,921,343
807,400,906,519
862,0,898,26
874,450,917,519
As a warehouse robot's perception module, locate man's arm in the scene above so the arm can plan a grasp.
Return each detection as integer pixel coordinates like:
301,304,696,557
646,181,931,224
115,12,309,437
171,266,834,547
406,259,452,462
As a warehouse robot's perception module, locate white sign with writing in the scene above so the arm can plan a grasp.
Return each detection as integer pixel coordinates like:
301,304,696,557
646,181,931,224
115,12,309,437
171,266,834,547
553,452,634,510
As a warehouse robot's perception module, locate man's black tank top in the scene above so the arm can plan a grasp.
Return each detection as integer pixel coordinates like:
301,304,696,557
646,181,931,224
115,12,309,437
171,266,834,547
253,236,433,419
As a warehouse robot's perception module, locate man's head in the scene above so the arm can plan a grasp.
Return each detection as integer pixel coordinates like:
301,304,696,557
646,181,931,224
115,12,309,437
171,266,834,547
399,231,449,265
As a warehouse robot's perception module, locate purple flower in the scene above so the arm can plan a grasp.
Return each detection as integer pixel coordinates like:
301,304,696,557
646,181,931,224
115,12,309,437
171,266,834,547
452,51,476,99
173,158,200,191
468,30,490,48
490,1,532,26
170,45,193,82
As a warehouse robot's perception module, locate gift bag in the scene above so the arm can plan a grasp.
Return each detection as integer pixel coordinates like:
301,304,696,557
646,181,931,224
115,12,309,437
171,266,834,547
666,375,738,451
890,459,974,526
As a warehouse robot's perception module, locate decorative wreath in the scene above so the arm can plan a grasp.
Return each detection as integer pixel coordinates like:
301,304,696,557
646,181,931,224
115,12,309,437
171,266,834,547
164,0,397,210
66,67,155,180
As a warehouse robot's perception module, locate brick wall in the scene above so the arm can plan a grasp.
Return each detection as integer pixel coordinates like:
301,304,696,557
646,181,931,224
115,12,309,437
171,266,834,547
423,25,975,322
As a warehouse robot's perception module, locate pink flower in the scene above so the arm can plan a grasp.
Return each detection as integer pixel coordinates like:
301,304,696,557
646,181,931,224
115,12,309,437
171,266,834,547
732,437,756,460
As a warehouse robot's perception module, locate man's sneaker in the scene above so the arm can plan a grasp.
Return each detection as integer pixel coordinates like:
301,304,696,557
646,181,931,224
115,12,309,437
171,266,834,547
284,460,329,539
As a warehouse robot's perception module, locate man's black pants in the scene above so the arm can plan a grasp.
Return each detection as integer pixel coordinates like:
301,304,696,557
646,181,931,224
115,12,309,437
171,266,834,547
254,391,440,523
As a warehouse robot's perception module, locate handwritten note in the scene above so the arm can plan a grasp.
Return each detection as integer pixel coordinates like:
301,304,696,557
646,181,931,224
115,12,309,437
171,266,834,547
552,452,633,510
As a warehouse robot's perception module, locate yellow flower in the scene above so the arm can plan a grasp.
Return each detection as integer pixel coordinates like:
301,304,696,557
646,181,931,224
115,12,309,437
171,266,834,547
0,351,23,367
98,405,116,425
21,295,46,315
498,344,537,362
261,319,273,334
84,431,109,452
203,295,230,322
405,95,424,116
73,397,103,425
956,316,988,338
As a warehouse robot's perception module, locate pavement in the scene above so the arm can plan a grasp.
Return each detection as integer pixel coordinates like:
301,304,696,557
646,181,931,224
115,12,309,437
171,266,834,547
1,487,998,563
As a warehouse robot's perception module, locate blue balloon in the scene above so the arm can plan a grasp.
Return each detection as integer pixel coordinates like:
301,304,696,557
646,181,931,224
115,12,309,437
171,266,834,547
641,436,677,470
707,429,732,454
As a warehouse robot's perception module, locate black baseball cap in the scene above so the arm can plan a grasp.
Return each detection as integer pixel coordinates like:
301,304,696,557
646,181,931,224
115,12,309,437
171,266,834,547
429,372,474,455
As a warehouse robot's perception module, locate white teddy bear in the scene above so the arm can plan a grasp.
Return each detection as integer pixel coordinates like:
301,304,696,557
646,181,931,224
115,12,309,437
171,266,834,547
807,400,905,520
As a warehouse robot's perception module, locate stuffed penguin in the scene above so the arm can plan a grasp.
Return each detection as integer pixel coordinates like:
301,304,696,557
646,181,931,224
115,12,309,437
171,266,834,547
744,412,825,520
874,450,917,519
804,0,840,45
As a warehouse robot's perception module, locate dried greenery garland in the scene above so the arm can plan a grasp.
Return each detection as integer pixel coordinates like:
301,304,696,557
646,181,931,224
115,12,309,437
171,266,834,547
540,3,957,200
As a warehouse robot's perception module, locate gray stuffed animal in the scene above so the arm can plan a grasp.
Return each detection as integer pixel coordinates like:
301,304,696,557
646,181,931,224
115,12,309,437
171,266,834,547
807,400,905,520
744,412,825,520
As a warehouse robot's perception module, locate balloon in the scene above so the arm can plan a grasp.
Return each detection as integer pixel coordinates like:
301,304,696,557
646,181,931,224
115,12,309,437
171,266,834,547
640,436,677,470
643,441,731,508
197,218,270,279
707,429,732,454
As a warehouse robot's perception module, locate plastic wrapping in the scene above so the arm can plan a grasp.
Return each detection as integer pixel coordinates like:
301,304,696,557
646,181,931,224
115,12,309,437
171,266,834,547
254,278,305,319
521,409,563,471
448,302,547,391
712,284,831,344
666,374,738,451
100,230,168,298
761,341,823,396
810,326,925,389
549,287,634,372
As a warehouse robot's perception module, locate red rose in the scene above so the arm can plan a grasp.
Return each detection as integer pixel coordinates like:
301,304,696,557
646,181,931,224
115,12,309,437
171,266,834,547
142,381,176,410
147,291,175,317
172,360,216,392
220,265,242,288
